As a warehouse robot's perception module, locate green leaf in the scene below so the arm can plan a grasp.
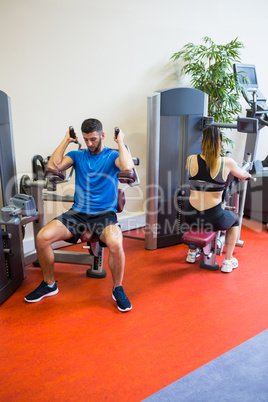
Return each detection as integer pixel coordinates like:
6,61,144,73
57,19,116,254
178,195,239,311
171,36,245,146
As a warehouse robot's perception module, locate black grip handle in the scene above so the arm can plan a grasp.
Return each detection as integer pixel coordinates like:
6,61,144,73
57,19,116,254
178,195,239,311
69,126,76,140
114,127,120,139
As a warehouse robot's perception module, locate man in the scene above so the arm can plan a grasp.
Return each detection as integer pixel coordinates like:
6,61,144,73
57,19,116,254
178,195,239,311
25,118,134,312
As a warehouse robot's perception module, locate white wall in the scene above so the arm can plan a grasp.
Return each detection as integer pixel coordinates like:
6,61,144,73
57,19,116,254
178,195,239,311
1,0,268,233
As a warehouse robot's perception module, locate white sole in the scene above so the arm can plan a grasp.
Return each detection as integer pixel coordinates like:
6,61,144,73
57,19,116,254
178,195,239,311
25,288,59,303
221,265,238,273
112,293,132,312
186,253,201,264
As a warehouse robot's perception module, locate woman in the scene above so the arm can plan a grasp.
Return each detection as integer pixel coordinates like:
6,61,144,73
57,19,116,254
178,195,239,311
185,126,251,273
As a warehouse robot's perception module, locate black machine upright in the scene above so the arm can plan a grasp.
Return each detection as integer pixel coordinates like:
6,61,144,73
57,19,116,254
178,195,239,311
145,88,208,250
0,90,25,304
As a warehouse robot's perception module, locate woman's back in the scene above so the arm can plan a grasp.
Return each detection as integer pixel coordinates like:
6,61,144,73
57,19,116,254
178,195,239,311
184,125,251,273
186,154,228,211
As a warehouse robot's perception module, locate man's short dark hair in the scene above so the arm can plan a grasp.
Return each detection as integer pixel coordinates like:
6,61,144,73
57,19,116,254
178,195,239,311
81,118,103,134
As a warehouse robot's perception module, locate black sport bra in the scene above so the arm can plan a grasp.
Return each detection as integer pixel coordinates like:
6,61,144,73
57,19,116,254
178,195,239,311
188,154,226,192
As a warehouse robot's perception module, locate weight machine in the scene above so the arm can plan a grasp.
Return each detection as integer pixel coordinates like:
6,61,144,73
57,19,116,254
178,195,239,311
19,145,139,279
0,89,140,303
145,87,259,251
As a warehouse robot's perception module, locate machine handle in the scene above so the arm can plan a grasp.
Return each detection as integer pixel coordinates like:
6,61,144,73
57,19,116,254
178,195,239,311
69,126,78,143
114,127,120,139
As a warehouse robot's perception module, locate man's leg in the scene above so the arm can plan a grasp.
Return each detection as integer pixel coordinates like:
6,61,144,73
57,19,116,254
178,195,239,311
25,219,73,302
99,224,124,287
36,219,73,285
100,224,132,312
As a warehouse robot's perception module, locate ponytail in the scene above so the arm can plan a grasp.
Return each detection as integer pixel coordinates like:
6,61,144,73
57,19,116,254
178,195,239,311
201,126,222,170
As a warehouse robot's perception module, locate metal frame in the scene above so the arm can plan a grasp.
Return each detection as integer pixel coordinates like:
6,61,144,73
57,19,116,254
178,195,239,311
0,91,25,303
145,87,208,250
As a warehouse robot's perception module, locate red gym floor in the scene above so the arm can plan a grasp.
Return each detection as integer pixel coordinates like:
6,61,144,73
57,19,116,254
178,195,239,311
1,219,268,401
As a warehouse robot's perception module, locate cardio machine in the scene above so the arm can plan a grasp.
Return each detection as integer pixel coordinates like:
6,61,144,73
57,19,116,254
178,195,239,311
233,63,268,226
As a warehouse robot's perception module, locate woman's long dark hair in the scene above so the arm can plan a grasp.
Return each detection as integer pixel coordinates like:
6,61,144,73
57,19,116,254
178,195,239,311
201,126,222,170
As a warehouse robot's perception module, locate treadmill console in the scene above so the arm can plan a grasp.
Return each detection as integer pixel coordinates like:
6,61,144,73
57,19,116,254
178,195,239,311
233,63,268,112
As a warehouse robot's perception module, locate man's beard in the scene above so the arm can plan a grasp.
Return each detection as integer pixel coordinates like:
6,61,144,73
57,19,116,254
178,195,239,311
89,137,102,154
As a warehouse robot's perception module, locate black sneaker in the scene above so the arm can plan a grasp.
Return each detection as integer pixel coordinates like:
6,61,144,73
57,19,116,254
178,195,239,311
112,286,132,312
24,280,58,303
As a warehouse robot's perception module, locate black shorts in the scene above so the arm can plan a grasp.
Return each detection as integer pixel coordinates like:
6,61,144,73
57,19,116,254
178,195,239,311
185,202,239,232
54,209,119,244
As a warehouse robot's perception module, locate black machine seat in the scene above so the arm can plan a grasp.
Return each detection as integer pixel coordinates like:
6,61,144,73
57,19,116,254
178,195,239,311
182,229,218,249
182,228,219,271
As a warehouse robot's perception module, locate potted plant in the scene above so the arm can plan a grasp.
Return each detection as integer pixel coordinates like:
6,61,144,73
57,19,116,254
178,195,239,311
171,36,245,150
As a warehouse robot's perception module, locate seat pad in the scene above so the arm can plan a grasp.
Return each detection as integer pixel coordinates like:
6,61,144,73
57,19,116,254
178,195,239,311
80,231,99,244
182,229,217,248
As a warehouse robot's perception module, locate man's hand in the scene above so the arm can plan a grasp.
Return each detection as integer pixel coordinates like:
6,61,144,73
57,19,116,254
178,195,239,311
114,128,134,171
114,128,125,143
66,128,78,143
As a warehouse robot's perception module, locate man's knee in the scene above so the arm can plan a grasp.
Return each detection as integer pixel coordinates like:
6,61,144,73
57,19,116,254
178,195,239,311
109,238,123,254
36,219,73,250
36,227,53,250
101,225,123,253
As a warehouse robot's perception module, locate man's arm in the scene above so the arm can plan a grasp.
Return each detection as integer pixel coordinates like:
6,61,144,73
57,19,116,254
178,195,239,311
114,129,134,171
47,130,77,171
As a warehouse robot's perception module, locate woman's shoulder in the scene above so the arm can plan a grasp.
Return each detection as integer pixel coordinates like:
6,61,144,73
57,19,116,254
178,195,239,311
186,154,198,171
222,156,239,177
223,156,236,166
186,154,198,163
187,154,198,161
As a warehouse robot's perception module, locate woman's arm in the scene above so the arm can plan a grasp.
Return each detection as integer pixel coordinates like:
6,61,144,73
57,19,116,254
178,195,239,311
225,157,251,180
185,155,192,172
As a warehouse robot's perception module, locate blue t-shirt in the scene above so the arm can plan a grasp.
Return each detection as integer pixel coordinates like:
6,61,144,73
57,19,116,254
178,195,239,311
67,146,120,214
